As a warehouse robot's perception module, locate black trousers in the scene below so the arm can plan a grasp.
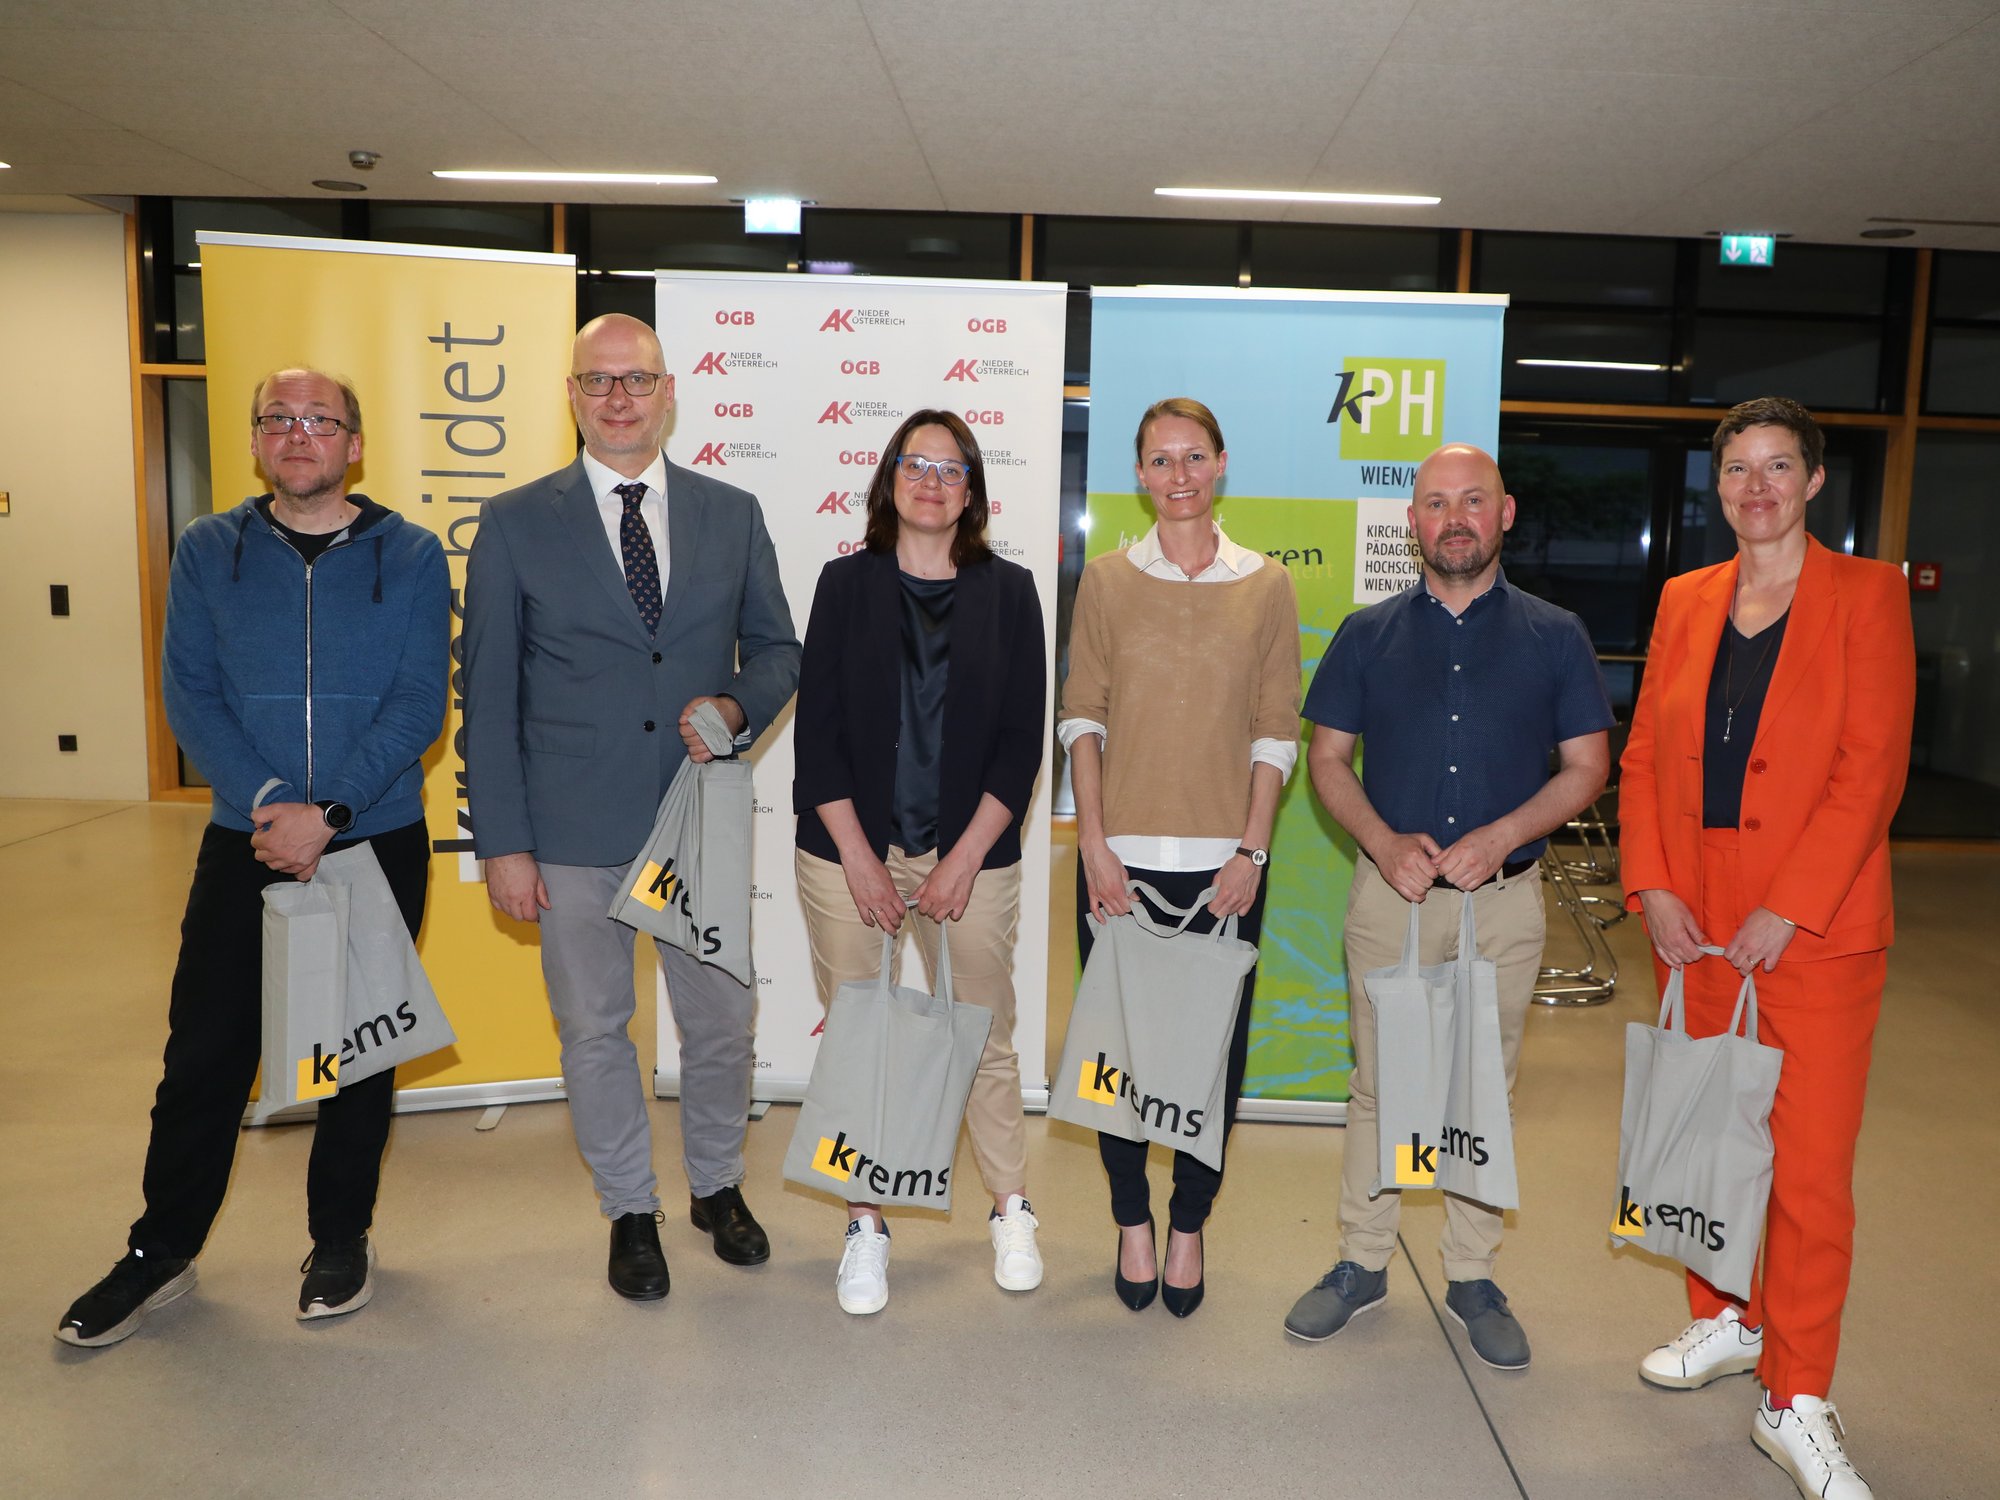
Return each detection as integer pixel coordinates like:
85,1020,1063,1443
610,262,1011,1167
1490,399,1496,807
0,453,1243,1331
129,819,430,1258
1076,858,1267,1236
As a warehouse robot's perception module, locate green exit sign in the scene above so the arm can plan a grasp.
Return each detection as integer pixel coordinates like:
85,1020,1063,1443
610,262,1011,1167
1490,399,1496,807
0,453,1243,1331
1720,234,1776,267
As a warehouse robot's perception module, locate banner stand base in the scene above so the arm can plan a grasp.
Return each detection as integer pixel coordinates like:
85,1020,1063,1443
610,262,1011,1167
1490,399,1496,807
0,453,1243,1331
1236,1099,1347,1126
244,1077,567,1128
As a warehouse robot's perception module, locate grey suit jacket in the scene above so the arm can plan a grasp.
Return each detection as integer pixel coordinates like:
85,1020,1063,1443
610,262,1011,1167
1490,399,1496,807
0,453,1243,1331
463,454,801,868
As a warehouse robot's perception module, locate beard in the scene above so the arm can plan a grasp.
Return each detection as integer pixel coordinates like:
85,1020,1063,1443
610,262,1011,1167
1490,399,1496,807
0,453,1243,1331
271,468,345,507
1422,527,1500,580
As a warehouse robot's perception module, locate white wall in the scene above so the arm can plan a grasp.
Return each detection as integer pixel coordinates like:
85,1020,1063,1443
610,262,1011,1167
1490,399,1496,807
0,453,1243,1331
0,212,150,799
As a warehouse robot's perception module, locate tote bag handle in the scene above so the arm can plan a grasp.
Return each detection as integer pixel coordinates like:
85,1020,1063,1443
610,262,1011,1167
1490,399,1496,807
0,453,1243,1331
1119,881,1240,944
1657,946,1761,1043
876,907,954,1005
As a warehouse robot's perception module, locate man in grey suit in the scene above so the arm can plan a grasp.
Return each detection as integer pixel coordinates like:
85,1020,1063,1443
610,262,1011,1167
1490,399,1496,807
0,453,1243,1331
463,314,800,1300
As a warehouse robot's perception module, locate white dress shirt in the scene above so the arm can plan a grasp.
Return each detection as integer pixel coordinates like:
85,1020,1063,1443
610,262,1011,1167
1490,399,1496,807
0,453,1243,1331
582,448,670,592
1058,522,1299,873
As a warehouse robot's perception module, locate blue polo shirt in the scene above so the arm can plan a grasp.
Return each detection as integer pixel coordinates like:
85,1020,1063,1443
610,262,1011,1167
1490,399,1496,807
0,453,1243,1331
1302,570,1613,864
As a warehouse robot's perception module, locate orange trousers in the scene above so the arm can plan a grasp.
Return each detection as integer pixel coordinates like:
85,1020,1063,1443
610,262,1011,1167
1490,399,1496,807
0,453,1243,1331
1655,828,1884,1404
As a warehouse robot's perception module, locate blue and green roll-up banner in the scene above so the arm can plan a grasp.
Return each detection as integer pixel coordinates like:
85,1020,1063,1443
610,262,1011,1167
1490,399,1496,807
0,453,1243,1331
1084,287,1507,1114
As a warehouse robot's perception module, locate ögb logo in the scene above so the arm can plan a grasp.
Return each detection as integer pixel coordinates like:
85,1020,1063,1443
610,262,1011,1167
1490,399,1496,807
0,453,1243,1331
691,352,728,375
967,317,1006,333
964,410,1003,426
944,358,980,382
820,309,856,333
691,442,729,466
714,403,754,418
837,450,879,467
1328,358,1445,462
715,310,755,325
840,360,879,375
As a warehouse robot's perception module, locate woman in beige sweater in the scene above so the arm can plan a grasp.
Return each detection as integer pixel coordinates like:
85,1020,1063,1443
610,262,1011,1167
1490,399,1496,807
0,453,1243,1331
1059,396,1302,1317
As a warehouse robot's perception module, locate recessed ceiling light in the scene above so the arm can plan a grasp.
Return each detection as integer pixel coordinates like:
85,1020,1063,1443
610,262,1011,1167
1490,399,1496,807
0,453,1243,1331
313,179,366,192
1156,187,1440,207
1517,358,1668,372
1859,226,1915,239
433,169,717,186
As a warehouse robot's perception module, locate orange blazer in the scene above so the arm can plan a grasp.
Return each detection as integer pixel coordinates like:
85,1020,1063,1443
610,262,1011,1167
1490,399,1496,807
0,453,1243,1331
1620,537,1915,960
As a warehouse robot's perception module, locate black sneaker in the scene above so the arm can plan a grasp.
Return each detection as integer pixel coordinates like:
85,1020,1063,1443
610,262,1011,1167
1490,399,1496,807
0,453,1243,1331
55,1249,196,1347
298,1237,375,1321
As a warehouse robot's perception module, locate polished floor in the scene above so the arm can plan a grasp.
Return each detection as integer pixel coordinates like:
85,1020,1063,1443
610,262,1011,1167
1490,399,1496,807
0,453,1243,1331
4,798,1995,1499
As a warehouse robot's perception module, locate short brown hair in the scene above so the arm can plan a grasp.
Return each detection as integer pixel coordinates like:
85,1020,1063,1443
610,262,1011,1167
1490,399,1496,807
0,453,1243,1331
250,368,363,434
1134,397,1224,463
1712,396,1821,474
862,409,993,567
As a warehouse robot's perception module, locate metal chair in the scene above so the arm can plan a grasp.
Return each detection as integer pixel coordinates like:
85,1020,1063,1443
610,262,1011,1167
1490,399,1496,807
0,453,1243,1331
1533,848,1619,1005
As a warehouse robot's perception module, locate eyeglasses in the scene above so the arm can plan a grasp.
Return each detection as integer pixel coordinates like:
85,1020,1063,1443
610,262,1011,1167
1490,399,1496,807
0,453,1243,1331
574,371,666,396
254,414,350,437
895,454,969,487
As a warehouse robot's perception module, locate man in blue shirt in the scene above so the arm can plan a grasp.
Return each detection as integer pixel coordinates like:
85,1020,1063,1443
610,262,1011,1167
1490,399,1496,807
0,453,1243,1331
56,369,449,1347
1284,443,1611,1369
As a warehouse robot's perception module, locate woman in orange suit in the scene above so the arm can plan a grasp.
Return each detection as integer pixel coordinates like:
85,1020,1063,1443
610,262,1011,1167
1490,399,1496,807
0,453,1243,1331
1619,396,1913,1500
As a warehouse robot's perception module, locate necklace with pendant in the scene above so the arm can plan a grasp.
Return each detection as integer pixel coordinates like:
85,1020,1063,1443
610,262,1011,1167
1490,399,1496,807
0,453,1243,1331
1722,619,1781,745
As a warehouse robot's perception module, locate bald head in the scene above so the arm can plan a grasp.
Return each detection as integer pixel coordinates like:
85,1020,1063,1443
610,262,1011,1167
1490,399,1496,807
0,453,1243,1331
249,367,361,433
1408,442,1515,589
573,313,665,371
1413,443,1503,502
567,314,675,476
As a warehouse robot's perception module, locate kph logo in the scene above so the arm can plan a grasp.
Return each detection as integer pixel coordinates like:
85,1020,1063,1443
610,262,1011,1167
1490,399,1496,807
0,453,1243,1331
1327,357,1445,462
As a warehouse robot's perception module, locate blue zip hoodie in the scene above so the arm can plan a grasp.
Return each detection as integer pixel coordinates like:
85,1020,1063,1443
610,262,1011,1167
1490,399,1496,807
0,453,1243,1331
163,494,450,837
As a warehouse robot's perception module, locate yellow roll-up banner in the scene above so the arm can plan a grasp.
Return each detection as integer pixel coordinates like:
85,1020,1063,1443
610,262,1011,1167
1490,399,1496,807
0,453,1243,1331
199,231,576,1106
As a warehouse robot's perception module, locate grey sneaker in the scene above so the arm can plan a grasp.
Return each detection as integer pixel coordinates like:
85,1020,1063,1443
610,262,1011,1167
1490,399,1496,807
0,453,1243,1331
1284,1261,1387,1341
1444,1278,1530,1369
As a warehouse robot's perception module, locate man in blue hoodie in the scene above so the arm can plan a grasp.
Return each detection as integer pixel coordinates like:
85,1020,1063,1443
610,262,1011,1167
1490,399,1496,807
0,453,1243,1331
55,368,449,1348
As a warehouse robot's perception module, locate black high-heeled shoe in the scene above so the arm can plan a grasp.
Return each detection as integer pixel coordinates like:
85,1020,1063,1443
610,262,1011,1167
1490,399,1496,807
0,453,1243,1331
1113,1217,1157,1311
1161,1227,1204,1319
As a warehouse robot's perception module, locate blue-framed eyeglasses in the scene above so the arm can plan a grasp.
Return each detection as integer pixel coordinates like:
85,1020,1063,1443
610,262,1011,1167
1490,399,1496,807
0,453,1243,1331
895,454,969,487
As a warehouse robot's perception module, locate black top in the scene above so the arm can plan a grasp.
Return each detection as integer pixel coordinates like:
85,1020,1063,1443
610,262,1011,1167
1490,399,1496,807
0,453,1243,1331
260,501,347,564
890,572,955,855
1703,610,1790,828
792,548,1046,871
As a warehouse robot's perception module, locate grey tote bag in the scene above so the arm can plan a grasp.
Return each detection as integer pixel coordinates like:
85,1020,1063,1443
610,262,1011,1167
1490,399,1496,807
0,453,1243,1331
783,924,992,1211
607,701,755,984
1048,883,1258,1172
1367,892,1521,1210
1611,949,1783,1299
255,876,350,1122
319,842,455,1088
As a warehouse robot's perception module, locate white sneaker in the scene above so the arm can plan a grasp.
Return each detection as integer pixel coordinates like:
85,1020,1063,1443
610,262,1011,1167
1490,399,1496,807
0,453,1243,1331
835,1216,889,1315
1639,1305,1763,1389
988,1194,1043,1292
1752,1393,1873,1499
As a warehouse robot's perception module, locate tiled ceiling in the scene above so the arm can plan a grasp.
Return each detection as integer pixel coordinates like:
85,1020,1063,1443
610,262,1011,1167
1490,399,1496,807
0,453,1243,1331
2,0,1996,249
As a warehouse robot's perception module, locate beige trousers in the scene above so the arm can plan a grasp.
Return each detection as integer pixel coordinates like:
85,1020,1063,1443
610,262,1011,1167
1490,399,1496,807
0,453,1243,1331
794,847,1028,1198
1338,857,1545,1281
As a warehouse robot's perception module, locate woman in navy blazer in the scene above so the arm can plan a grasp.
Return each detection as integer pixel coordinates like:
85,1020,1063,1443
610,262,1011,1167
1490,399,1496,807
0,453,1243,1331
792,409,1047,1316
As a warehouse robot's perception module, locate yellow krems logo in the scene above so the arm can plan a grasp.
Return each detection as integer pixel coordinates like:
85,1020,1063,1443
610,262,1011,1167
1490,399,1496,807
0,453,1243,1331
812,1132,856,1182
1077,1052,1121,1106
632,860,679,913
1394,1133,1437,1187
296,1042,340,1101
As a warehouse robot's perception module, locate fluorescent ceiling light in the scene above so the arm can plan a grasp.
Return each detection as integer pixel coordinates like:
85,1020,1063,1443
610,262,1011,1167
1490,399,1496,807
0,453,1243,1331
1156,187,1440,207
744,197,802,234
432,169,716,186
1517,358,1668,372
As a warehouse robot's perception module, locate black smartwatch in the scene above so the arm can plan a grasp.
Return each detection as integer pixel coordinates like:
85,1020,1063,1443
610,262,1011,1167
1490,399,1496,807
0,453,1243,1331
316,800,355,834
1236,845,1269,867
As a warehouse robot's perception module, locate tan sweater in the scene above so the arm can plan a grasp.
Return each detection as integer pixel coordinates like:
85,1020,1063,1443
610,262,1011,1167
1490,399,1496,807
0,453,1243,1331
1061,551,1302,840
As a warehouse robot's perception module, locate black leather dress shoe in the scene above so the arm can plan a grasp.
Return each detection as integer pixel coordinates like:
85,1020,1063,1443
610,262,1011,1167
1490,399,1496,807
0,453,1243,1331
608,1211,670,1301
689,1185,771,1266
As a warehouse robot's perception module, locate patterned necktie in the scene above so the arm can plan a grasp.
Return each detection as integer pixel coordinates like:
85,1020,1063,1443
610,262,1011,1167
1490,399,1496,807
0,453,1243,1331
614,481,661,636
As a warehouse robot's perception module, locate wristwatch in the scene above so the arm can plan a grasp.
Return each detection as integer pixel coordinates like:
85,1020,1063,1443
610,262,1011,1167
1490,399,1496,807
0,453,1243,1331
1236,845,1269,867
316,800,355,834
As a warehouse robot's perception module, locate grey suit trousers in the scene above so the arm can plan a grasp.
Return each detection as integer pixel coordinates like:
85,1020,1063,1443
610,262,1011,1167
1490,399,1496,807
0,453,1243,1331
539,859,755,1215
